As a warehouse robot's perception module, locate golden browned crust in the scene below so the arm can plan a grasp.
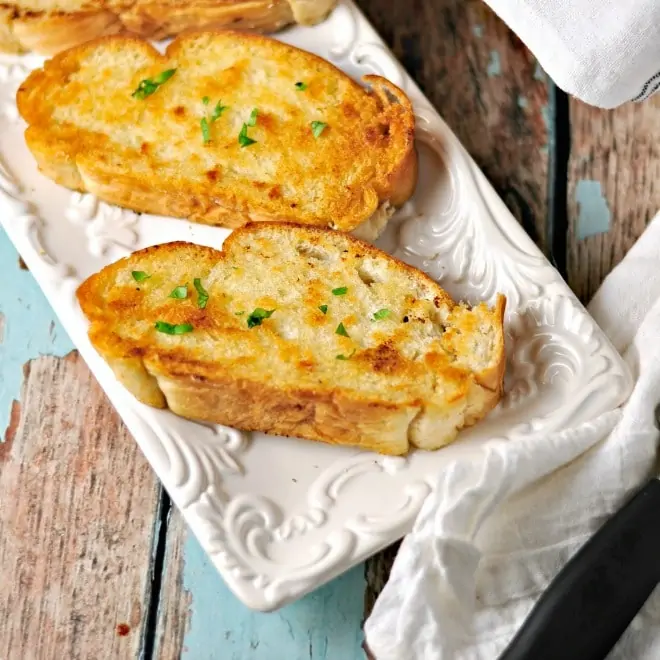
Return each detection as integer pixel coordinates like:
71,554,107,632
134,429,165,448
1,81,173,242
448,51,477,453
0,5,22,52
362,75,418,208
17,31,417,236
7,10,121,54
0,0,336,55
155,370,419,455
76,223,507,455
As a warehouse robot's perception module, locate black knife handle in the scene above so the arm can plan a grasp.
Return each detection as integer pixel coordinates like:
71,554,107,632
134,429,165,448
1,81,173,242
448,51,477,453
499,478,660,660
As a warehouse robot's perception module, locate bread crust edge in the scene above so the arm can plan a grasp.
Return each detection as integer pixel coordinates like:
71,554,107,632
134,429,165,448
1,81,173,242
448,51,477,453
0,0,336,55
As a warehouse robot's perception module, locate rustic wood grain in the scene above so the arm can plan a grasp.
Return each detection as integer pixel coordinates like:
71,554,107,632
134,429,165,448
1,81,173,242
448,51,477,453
567,94,660,301
153,507,190,660
363,542,401,617
356,0,551,615
0,352,161,660
358,0,551,249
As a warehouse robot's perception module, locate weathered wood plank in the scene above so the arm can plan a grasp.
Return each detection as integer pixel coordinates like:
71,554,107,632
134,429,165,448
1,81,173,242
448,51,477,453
357,0,552,615
567,94,660,301
0,228,72,438
363,542,400,617
154,505,188,658
359,0,551,249
154,509,367,659
0,351,161,660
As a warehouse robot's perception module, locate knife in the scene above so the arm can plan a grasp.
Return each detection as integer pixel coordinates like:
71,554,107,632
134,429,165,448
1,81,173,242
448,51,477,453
499,408,660,660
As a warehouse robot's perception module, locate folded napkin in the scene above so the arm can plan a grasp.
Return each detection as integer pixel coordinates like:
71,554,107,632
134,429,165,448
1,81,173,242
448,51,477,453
364,214,660,659
482,0,660,108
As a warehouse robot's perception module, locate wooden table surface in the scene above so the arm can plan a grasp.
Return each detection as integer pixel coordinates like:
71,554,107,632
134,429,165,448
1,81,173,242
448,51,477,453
2,1,659,658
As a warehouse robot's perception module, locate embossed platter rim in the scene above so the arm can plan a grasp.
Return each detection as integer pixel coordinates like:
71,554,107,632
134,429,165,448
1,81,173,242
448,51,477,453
0,0,633,611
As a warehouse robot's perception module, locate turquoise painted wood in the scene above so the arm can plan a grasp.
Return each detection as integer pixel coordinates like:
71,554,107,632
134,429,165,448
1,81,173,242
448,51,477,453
179,530,367,660
575,179,611,240
0,227,72,438
1,224,367,658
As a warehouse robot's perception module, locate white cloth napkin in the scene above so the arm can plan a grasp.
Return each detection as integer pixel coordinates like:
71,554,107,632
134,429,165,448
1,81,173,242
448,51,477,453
482,0,660,108
364,214,660,659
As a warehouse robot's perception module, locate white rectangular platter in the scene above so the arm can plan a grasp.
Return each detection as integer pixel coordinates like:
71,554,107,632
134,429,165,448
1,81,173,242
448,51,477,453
0,0,632,611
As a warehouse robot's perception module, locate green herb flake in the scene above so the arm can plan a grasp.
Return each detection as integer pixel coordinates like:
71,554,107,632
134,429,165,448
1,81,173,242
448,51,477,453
193,278,209,309
202,96,210,105
311,121,327,138
238,123,257,148
154,69,176,84
336,350,356,360
295,81,308,91
131,270,151,282
247,107,258,127
247,307,276,328
132,68,176,100
318,304,328,314
235,311,245,316
201,117,211,144
154,321,193,335
332,286,347,296
335,322,349,337
373,308,391,320
211,102,228,122
169,285,188,299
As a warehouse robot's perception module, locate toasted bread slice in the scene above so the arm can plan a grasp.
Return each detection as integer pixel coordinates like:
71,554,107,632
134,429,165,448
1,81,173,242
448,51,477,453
17,31,417,239
76,223,505,455
0,0,336,54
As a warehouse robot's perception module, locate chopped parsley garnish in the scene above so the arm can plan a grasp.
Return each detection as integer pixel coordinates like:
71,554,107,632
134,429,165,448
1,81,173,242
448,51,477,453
169,285,188,299
332,286,347,296
295,81,308,91
202,97,228,129
336,350,356,360
318,304,328,314
201,117,211,144
238,123,256,147
193,278,209,309
247,307,275,328
131,69,176,100
132,270,151,282
311,121,327,138
235,311,245,316
335,322,349,337
154,321,193,335
238,110,258,146
211,102,228,122
373,308,391,320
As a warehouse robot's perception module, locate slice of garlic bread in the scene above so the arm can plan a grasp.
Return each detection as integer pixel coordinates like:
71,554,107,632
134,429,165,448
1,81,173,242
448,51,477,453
1,0,336,55
77,223,505,455
17,31,417,239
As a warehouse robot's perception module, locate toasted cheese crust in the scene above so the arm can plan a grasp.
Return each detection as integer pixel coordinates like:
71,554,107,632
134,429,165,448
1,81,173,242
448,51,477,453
77,223,506,455
0,0,336,55
17,31,417,237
